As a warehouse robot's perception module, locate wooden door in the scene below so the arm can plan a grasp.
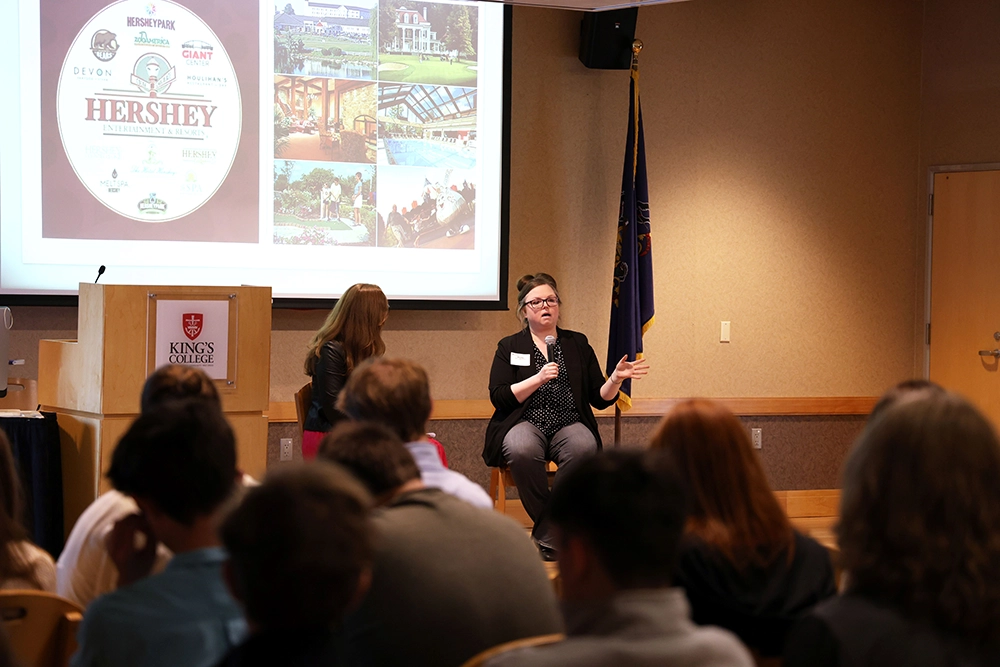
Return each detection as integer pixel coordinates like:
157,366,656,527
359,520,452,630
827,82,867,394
929,170,1000,426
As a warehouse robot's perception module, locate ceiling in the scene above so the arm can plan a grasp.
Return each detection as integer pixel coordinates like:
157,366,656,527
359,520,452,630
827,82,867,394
487,0,690,14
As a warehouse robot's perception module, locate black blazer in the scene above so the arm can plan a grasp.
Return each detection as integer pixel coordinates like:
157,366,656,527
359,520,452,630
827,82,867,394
483,328,615,467
675,531,837,656
304,340,349,432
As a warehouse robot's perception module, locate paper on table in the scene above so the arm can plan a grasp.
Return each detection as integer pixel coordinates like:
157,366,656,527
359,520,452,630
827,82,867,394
0,410,44,418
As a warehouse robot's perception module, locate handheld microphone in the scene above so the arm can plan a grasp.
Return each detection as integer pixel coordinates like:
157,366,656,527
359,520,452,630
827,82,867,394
94,265,106,284
544,335,556,363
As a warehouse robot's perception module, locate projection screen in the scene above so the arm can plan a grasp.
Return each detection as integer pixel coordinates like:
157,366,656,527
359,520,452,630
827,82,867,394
0,0,510,307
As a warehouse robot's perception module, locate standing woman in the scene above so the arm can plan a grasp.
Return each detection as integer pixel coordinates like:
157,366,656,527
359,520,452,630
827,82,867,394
303,283,388,460
485,273,649,560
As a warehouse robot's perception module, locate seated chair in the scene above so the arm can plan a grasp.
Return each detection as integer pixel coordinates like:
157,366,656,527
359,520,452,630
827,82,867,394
459,634,565,667
488,461,557,514
294,383,312,437
0,590,83,667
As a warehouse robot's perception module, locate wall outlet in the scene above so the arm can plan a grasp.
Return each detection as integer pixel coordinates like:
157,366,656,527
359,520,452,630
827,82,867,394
280,438,293,461
751,428,762,449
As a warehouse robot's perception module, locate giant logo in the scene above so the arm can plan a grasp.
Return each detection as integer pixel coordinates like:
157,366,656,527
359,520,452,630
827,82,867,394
57,0,241,223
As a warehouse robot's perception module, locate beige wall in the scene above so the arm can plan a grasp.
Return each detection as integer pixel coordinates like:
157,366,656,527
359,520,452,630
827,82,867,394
322,0,923,403
12,0,931,408
916,0,1000,370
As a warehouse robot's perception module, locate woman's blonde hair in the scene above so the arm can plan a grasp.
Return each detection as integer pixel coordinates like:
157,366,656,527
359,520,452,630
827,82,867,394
304,284,388,376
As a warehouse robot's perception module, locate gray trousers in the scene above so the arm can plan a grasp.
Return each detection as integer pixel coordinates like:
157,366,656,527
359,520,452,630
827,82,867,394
501,421,597,548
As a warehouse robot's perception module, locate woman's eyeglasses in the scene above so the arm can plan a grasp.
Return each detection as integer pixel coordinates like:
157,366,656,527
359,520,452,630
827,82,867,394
524,297,560,310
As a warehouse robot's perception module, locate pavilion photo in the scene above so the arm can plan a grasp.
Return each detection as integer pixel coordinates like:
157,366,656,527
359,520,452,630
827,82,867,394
274,75,377,163
377,83,476,169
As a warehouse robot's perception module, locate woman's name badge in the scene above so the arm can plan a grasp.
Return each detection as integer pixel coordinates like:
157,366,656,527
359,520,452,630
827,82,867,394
510,352,531,366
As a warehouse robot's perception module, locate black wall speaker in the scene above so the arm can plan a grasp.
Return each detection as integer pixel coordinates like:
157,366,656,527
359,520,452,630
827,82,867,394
579,8,638,70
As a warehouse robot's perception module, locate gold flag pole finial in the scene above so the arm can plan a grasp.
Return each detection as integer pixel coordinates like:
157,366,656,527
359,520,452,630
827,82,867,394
630,39,642,175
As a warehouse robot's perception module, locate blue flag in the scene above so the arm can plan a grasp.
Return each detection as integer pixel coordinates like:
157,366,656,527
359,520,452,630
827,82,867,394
607,51,654,412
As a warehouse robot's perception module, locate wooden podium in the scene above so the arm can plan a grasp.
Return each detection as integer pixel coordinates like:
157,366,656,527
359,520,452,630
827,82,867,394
39,284,271,531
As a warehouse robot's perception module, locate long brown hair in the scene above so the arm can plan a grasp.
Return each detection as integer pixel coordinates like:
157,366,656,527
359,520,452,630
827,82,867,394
838,392,1000,643
0,429,42,588
649,399,794,569
304,284,388,376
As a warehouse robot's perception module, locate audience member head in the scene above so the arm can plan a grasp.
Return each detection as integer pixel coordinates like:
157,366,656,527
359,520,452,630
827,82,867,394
337,357,431,442
649,398,793,569
838,391,1000,643
868,378,945,423
108,399,237,532
549,450,687,600
515,273,559,328
221,463,373,631
141,364,221,413
0,429,41,588
317,421,420,500
304,283,388,377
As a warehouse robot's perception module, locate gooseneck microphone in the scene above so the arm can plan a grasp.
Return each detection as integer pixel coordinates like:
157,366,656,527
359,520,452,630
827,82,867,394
94,265,106,284
544,335,556,363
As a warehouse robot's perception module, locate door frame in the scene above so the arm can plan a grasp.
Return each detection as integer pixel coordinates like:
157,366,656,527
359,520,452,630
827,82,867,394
925,163,1000,377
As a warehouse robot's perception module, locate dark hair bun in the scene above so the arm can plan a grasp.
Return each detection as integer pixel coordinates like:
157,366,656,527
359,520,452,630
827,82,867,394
517,273,558,292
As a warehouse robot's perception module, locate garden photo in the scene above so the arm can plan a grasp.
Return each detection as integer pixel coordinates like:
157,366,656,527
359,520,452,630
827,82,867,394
377,1,478,87
273,160,377,246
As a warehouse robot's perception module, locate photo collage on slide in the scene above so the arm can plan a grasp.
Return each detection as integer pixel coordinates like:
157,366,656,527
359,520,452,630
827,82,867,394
273,0,479,249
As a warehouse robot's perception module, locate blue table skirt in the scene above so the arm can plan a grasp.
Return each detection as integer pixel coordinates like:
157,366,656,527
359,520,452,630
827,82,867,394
4,413,64,558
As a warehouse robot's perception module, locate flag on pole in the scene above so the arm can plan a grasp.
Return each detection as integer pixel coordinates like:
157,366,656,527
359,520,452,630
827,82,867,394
607,42,654,412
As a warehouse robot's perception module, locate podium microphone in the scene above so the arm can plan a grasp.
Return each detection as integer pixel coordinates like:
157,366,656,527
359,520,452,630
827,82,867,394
544,335,556,363
94,265,106,284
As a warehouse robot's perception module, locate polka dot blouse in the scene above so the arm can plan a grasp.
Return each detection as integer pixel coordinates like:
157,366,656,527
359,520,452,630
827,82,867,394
521,339,580,437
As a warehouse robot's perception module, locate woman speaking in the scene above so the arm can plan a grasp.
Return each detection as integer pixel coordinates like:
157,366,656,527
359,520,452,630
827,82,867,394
302,283,388,459
485,273,649,560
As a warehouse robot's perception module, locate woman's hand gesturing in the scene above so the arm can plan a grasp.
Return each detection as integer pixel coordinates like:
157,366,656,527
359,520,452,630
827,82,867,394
609,355,650,384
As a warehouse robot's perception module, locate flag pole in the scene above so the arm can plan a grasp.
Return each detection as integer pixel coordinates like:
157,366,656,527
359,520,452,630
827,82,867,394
613,38,643,449
614,404,622,447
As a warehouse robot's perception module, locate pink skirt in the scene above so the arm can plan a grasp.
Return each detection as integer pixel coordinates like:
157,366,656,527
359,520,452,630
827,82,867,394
302,430,325,460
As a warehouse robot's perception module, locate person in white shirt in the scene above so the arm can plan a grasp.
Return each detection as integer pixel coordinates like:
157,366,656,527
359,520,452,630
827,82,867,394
57,364,225,606
57,490,171,607
337,357,493,509
330,179,343,220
